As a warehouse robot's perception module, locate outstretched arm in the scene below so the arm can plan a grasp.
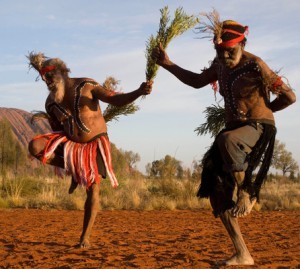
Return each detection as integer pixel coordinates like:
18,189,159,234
92,81,153,107
151,43,217,88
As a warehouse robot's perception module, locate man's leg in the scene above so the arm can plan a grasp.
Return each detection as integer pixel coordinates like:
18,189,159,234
209,183,254,266
29,137,78,193
218,210,254,265
28,137,64,168
217,125,262,217
231,171,256,217
68,177,78,194
79,182,100,248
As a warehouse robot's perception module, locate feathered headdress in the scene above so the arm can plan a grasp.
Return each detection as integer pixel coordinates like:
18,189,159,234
196,9,248,47
27,51,70,80
197,9,223,42
27,52,48,73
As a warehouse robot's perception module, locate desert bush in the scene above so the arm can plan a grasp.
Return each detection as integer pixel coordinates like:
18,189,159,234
0,197,9,208
259,178,300,210
3,176,25,200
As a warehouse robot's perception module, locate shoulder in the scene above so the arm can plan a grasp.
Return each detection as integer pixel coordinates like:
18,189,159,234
45,94,54,105
208,57,220,69
201,57,219,77
73,78,101,93
242,51,269,69
76,77,100,85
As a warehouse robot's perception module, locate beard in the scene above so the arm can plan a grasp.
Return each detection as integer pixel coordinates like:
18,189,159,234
49,80,65,103
218,45,243,69
223,59,236,68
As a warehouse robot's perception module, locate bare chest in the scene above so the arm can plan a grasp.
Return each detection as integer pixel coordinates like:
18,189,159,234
47,80,99,135
218,61,264,120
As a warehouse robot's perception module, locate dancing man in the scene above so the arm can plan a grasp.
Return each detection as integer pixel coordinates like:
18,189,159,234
151,10,295,265
27,52,152,248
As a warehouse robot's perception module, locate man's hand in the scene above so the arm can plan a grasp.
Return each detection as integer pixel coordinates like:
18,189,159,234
139,80,153,96
151,43,170,67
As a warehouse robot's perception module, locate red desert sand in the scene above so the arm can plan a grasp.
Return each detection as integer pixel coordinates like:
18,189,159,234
0,209,299,268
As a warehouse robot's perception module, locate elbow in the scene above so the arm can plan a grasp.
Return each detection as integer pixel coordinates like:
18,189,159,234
290,93,296,104
190,81,204,89
285,86,297,104
286,92,297,106
283,95,296,108
282,91,296,107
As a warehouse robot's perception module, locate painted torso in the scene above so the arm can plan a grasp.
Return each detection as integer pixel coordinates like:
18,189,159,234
216,53,275,126
46,78,107,143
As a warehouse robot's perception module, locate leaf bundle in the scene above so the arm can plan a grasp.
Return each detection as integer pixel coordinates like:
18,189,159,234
103,103,138,123
194,104,225,138
145,6,198,81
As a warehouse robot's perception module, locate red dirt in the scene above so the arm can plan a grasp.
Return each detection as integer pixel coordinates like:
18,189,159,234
0,209,299,268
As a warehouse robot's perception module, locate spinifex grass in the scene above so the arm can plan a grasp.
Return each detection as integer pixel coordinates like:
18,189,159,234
145,6,198,81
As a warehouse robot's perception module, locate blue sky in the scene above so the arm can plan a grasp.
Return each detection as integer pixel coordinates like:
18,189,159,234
1,0,299,173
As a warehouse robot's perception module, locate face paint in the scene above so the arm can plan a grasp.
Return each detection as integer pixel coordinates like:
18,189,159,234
216,43,243,68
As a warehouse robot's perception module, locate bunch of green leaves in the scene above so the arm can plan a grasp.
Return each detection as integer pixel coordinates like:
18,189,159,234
194,104,225,138
145,6,198,81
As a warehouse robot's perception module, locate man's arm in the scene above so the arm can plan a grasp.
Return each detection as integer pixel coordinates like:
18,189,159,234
152,43,217,88
45,97,64,131
92,81,152,107
258,58,296,112
269,82,296,112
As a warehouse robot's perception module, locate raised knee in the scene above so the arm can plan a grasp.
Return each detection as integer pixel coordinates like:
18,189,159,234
28,140,35,156
28,139,44,159
217,132,237,149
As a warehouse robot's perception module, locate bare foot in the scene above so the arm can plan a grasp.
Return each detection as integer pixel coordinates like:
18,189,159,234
68,178,78,194
78,238,91,249
216,253,254,266
231,189,256,217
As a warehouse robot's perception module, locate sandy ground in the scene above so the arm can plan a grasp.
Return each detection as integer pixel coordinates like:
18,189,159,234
0,209,299,269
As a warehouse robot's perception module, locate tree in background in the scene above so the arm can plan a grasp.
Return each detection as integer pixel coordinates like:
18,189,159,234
0,119,16,172
272,140,299,177
146,155,183,179
0,119,27,190
146,160,161,178
110,143,142,178
191,160,202,180
123,150,141,171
